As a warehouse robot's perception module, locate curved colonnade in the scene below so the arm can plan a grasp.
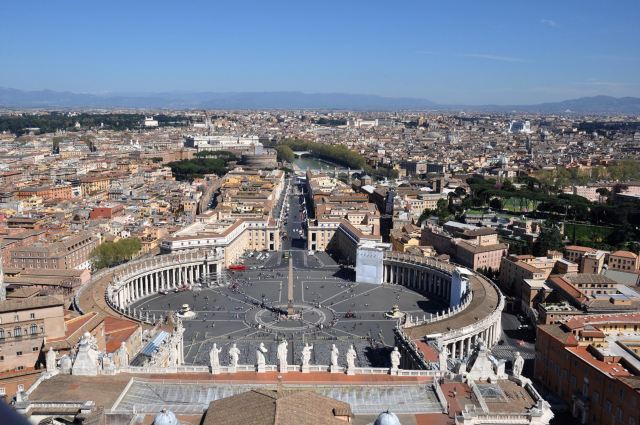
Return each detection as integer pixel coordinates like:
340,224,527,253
104,250,225,320
384,252,504,365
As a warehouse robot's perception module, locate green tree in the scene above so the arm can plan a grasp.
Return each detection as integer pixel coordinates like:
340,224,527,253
91,238,142,269
489,197,503,210
275,145,295,163
533,225,564,256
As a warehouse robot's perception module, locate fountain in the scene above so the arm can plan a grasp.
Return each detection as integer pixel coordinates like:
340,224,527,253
384,304,405,319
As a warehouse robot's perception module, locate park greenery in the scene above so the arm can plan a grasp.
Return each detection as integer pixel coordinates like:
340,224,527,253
465,173,640,250
532,160,640,189
91,238,142,269
280,138,398,179
167,157,231,181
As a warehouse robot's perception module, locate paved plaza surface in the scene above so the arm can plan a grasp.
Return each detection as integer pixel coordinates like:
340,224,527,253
130,251,445,367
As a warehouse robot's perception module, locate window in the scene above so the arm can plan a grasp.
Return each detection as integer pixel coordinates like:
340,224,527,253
16,351,22,356
14,327,22,337
0,388,5,396
30,324,37,335
29,313,35,319
32,347,39,352
0,329,4,339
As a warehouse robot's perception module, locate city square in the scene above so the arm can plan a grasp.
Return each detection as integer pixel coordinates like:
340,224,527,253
130,251,446,367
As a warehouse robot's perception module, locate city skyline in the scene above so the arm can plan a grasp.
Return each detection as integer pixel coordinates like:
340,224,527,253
1,0,639,104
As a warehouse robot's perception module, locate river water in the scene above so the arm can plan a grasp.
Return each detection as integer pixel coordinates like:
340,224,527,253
293,156,340,172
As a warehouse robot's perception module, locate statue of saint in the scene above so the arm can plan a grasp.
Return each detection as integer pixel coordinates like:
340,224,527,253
301,343,313,367
438,344,449,371
229,343,241,367
512,351,524,378
257,342,268,367
168,343,179,366
346,345,357,370
330,344,339,367
209,343,221,369
390,347,401,370
116,342,129,367
277,339,288,368
46,347,57,373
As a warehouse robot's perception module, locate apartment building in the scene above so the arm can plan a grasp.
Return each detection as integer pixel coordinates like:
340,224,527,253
421,221,508,271
608,250,639,272
0,296,65,373
9,232,99,270
535,314,640,425
15,185,73,201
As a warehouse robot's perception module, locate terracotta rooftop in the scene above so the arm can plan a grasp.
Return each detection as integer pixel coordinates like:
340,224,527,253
203,389,352,425
0,295,64,313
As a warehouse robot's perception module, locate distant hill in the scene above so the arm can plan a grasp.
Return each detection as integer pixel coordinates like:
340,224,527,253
472,96,640,115
0,88,436,110
0,87,639,114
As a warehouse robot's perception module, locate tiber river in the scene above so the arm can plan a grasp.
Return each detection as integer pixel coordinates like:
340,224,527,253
293,156,341,172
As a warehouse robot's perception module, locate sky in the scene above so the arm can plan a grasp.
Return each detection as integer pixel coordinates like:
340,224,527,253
1,0,639,104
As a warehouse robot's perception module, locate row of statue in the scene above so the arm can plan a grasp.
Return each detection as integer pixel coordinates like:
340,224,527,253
208,340,402,373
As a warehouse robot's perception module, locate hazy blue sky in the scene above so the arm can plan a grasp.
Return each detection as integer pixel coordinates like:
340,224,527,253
1,0,639,104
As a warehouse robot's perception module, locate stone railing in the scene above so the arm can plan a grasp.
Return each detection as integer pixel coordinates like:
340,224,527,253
14,400,95,416
433,380,449,414
73,267,113,314
112,249,222,283
118,364,438,377
429,281,504,343
384,252,457,274
469,381,489,413
457,410,538,424
394,327,432,370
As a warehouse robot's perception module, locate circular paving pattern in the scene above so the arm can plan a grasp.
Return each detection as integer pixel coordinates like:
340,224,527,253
249,304,335,332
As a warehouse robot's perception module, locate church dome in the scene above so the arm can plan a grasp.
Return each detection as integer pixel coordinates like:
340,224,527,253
154,408,178,425
374,410,401,425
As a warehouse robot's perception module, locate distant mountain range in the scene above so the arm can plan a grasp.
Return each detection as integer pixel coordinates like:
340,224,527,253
1,87,639,114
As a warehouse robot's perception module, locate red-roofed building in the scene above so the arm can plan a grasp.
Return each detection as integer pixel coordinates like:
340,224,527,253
535,313,640,425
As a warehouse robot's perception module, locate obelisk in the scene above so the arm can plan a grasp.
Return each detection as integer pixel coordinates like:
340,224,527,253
287,257,294,315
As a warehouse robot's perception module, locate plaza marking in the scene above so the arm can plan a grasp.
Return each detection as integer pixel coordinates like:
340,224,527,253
328,285,382,307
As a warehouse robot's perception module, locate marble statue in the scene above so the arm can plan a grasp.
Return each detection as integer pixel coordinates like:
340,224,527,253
101,354,115,373
390,347,401,371
438,344,449,372
301,343,313,368
277,339,288,370
229,343,240,368
513,351,524,378
116,342,129,368
257,342,268,371
46,347,57,373
209,343,221,370
168,343,179,366
346,345,357,375
330,344,339,367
